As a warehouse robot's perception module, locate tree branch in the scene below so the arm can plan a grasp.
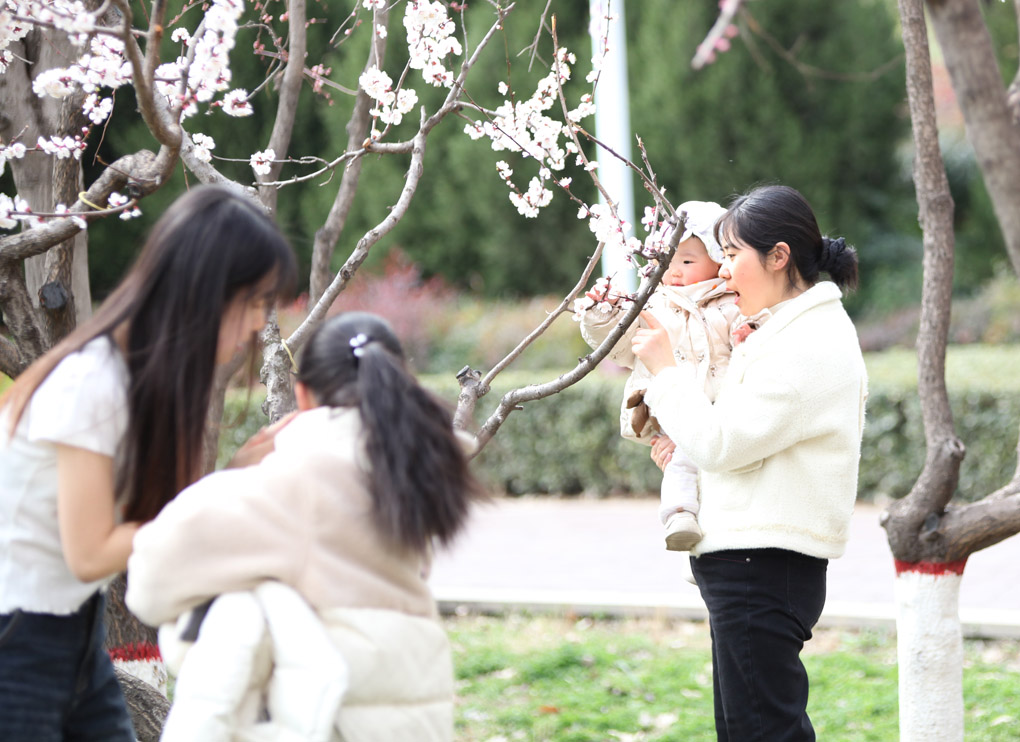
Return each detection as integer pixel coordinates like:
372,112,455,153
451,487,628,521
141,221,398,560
286,116,430,354
0,262,48,372
0,333,25,379
257,0,307,212
468,226,682,453
1009,0,1020,123
927,0,1020,277
937,494,1020,561
309,6,389,304
882,0,963,562
692,0,745,70
112,0,180,149
0,149,168,262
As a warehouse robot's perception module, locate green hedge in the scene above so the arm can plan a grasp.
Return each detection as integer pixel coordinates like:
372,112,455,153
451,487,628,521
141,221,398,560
220,345,1020,502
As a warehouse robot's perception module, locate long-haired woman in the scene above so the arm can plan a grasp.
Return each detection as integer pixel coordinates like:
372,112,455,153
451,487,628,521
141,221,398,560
0,184,297,740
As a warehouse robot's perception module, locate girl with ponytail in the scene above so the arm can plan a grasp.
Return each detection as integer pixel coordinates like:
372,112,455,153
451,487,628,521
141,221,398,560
126,312,484,741
632,184,868,740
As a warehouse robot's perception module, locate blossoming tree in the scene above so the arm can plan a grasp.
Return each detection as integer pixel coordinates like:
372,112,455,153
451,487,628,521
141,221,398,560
1,0,693,731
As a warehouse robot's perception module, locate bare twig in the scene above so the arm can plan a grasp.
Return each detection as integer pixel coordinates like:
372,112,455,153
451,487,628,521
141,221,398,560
307,5,390,304
480,241,606,390
112,0,180,148
286,116,431,352
468,226,683,452
258,0,308,211
741,9,903,82
692,0,745,70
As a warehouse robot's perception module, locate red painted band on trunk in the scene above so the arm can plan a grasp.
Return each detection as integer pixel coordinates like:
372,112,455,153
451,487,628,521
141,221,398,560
894,559,967,576
108,641,163,662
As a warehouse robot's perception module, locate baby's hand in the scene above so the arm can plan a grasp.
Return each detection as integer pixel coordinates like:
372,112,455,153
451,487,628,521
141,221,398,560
584,276,618,306
632,311,675,375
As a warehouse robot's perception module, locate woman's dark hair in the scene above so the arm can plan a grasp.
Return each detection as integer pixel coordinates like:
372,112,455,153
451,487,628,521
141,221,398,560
3,185,297,522
296,311,484,553
714,184,859,292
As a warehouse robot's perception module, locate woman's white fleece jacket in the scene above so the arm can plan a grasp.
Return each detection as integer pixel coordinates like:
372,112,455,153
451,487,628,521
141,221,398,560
644,282,868,559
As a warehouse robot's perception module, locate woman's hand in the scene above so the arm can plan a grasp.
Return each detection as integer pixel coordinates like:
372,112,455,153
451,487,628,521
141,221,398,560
226,411,299,469
632,311,675,376
650,434,676,472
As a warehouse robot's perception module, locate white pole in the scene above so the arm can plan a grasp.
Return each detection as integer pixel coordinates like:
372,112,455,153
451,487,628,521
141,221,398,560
589,0,637,292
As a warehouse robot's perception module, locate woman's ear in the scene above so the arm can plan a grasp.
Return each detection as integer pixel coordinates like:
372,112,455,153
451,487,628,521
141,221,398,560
770,241,792,271
294,381,318,411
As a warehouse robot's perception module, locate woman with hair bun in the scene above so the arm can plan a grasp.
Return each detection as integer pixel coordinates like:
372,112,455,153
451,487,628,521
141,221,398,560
632,184,868,741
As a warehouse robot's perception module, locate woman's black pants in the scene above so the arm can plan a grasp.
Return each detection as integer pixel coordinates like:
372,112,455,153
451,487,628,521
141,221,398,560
691,548,828,742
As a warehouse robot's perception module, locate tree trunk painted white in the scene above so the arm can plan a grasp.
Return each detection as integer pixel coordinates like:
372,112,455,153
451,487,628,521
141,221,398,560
894,559,967,742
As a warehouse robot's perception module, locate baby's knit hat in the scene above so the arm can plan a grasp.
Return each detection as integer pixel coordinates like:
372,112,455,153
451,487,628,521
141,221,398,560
676,200,727,264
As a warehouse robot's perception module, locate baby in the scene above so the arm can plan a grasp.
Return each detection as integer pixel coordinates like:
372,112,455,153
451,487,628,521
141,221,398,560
577,202,739,550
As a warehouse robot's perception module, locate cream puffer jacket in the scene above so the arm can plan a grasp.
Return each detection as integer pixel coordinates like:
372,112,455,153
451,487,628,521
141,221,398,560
126,407,455,741
644,282,869,559
578,277,740,444
156,582,452,742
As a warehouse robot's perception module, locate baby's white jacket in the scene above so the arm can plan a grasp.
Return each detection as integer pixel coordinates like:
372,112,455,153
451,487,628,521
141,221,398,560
578,277,740,444
644,282,868,559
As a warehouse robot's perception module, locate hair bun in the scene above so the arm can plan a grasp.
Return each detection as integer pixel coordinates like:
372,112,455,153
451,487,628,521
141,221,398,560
820,236,848,269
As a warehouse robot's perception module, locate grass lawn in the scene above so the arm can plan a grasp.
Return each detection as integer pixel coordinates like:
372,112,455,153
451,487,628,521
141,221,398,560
446,614,1020,741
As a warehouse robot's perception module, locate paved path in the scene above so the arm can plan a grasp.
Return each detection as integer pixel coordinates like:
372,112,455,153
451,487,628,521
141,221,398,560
430,497,1020,637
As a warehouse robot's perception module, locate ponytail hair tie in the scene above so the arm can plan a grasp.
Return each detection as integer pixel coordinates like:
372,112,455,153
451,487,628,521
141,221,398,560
349,333,371,359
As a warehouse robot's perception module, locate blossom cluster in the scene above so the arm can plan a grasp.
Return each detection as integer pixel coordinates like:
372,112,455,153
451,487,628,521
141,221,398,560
464,48,597,219
358,1,463,138
358,66,419,129
571,275,634,320
403,0,462,88
153,0,248,119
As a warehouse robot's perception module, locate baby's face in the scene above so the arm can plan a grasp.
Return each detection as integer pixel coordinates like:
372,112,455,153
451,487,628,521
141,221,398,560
661,236,720,287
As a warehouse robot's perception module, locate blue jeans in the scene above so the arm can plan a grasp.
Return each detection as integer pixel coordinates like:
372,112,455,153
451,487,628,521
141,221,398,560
0,592,135,741
691,548,827,742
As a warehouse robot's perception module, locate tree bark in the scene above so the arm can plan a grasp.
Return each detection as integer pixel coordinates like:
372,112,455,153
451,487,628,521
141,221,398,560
927,0,1020,275
309,9,388,305
883,0,961,564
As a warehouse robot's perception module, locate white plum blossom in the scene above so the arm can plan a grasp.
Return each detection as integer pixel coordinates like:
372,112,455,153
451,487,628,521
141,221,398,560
584,202,640,257
376,24,387,39
250,148,275,176
36,134,85,160
54,203,87,230
191,132,216,163
359,66,417,128
32,67,76,98
107,191,140,220
171,27,192,45
497,81,508,95
641,205,658,232
567,93,595,123
404,0,461,88
495,161,513,181
359,66,393,102
363,0,386,8
82,94,113,124
222,88,253,117
508,176,552,218
0,193,28,230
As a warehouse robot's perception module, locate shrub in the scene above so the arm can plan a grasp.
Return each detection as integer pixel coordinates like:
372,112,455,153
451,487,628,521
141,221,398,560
219,345,1020,502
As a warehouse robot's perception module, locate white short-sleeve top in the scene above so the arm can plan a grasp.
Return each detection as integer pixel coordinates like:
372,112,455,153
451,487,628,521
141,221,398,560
0,335,130,614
